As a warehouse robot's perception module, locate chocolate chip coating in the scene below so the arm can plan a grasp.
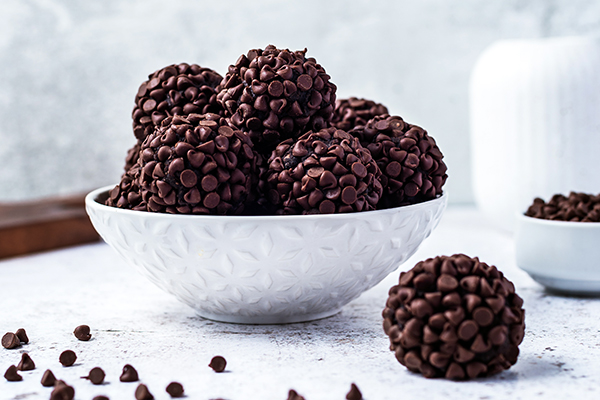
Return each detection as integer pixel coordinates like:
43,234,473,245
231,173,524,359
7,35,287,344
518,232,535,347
106,113,259,215
350,115,447,208
218,45,337,150
265,127,383,214
383,254,525,380
332,97,389,131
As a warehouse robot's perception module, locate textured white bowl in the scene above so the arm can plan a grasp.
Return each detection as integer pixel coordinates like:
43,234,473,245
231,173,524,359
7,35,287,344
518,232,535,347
516,213,600,294
86,186,447,323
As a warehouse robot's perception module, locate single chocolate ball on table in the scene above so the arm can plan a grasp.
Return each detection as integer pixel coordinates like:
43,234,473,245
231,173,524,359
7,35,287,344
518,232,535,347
350,115,447,208
125,63,223,171
383,254,525,380
266,127,382,214
218,45,337,150
108,113,258,215
332,97,389,131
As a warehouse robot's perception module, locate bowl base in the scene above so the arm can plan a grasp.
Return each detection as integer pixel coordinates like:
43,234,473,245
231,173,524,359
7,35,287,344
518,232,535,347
526,272,600,296
194,307,344,324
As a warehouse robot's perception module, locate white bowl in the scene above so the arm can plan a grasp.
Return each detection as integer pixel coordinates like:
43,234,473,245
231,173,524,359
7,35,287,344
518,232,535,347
86,186,447,323
515,213,600,294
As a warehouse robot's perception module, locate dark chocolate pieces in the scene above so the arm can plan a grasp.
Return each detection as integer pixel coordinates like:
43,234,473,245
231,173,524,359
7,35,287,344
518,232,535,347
287,389,306,400
166,381,185,397
2,332,21,349
383,254,525,380
4,365,22,381
120,364,140,382
82,367,105,385
15,328,29,344
346,383,363,400
51,380,75,400
218,45,337,150
74,324,92,341
135,383,155,400
17,352,35,371
526,191,600,222
209,355,227,372
266,127,383,214
41,369,57,386
59,350,77,367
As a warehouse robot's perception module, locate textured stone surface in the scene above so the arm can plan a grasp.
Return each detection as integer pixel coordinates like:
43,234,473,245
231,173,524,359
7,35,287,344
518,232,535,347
1,206,600,398
2,1,600,202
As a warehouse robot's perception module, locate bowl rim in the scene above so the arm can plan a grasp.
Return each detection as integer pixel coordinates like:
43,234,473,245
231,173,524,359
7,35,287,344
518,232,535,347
517,212,600,227
86,185,447,221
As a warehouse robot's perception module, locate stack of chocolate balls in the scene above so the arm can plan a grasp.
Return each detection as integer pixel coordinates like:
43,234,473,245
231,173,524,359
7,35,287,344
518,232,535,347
107,45,448,215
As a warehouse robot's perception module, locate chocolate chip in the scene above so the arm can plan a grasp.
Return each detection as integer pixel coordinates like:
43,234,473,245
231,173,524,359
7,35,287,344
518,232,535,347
41,369,57,387
209,355,227,372
4,365,22,381
166,381,185,397
59,350,77,367
525,191,600,222
93,396,110,400
17,352,35,371
135,383,154,400
2,332,21,349
120,364,139,382
51,381,75,400
332,97,389,131
15,328,28,344
346,383,362,400
82,367,105,385
73,325,92,341
287,389,306,400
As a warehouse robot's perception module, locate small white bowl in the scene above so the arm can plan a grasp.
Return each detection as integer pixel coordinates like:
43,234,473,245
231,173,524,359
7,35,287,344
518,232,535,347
515,213,600,294
86,185,447,323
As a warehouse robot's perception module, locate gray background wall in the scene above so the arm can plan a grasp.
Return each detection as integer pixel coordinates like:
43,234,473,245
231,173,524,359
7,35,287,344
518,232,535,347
1,0,599,203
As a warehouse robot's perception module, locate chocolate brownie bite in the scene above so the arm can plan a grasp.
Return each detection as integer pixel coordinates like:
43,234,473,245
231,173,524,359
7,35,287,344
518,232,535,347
218,45,337,150
332,97,389,131
125,63,223,171
109,113,258,215
266,127,382,214
351,115,447,208
383,254,525,380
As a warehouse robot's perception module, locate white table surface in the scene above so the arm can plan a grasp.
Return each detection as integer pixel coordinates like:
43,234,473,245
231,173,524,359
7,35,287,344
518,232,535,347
1,206,599,400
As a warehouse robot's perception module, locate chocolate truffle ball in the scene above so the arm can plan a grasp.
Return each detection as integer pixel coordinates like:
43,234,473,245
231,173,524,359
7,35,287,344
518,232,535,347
125,63,223,171
383,254,525,380
217,45,337,150
265,127,382,214
332,97,389,131
351,115,447,208
107,113,258,215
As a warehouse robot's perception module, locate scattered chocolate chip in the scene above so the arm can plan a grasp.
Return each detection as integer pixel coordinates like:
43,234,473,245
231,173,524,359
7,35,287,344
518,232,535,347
51,380,75,400
287,389,306,400
41,369,57,387
17,352,35,371
120,364,139,382
82,367,105,385
525,191,600,222
332,97,389,131
135,383,154,400
209,355,227,372
350,115,447,208
15,328,29,344
4,365,22,382
93,396,110,400
382,254,525,380
166,381,185,397
73,325,92,341
346,383,362,400
59,350,77,367
2,332,21,349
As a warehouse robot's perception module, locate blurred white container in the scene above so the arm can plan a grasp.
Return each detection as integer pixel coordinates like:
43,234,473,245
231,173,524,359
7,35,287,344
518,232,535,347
470,36,600,231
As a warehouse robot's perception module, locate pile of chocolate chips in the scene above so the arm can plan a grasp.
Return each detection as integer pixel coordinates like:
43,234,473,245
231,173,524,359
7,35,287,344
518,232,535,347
107,45,447,216
525,192,600,222
382,254,525,380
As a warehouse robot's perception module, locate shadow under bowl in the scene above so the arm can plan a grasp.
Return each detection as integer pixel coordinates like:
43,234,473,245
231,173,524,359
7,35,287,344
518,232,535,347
516,213,600,295
86,186,447,324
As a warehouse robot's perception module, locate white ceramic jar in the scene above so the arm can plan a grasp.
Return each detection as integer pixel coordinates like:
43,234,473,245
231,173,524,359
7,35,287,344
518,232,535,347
470,36,600,231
